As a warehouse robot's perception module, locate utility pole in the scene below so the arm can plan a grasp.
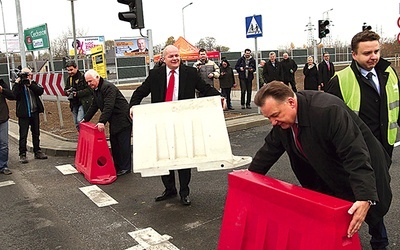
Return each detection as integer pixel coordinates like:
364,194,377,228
15,0,26,68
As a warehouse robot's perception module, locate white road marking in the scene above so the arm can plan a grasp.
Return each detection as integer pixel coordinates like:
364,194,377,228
79,185,118,207
394,141,400,147
55,164,79,175
0,180,15,187
127,227,179,250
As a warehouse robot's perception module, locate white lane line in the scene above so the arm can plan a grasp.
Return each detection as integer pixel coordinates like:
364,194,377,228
79,185,118,207
0,180,15,187
127,227,179,250
394,141,400,147
55,164,79,175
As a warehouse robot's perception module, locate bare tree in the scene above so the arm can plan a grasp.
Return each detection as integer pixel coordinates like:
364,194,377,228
50,28,87,59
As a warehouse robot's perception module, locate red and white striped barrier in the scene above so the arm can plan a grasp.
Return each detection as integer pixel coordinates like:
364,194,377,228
33,73,65,96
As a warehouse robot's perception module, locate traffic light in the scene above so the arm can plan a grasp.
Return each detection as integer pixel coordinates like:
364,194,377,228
362,22,372,31
318,20,330,39
118,0,144,29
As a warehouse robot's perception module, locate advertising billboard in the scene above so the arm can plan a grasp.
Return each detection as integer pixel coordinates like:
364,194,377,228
114,37,149,57
67,36,105,56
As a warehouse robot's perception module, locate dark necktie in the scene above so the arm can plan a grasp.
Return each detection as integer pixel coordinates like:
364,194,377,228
366,72,379,94
165,70,175,102
292,124,306,157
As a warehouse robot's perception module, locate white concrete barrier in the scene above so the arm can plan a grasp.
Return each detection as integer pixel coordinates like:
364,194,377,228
131,96,252,177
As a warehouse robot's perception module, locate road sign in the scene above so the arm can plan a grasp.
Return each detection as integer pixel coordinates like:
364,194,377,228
245,15,263,38
24,24,50,51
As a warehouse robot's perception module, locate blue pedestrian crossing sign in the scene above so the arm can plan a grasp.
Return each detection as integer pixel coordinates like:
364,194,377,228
245,15,263,38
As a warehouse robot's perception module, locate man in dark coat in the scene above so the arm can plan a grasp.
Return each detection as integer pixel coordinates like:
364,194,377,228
82,69,132,176
64,61,93,131
262,51,283,84
235,49,256,109
130,45,221,206
280,52,298,92
249,81,392,250
318,52,335,90
12,68,48,163
326,30,400,158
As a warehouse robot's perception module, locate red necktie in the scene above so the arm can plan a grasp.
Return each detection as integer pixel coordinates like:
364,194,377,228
292,124,306,157
165,70,175,102
327,62,330,71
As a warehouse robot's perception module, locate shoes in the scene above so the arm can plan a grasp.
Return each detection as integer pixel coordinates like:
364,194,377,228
34,151,48,160
117,169,131,176
181,196,191,206
155,191,177,202
19,154,28,164
246,105,252,109
0,168,12,175
241,105,245,109
228,107,235,110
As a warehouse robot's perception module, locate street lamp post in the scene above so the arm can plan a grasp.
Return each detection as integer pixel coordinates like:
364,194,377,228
182,2,193,38
0,0,10,86
69,0,78,65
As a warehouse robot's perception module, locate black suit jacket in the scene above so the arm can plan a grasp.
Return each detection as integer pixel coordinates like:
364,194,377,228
130,64,220,105
318,60,335,87
84,78,132,135
249,91,392,225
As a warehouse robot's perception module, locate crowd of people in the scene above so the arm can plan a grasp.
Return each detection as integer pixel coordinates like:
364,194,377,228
1,29,398,249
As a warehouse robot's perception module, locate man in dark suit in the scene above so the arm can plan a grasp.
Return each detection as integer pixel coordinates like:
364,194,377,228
132,38,148,53
129,45,221,206
249,81,392,250
318,52,335,90
82,69,132,176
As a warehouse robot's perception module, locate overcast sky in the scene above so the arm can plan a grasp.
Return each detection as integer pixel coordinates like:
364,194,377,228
1,0,399,52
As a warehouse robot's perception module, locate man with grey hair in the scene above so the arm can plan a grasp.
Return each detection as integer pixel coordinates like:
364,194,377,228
82,69,132,176
280,52,298,92
262,52,283,84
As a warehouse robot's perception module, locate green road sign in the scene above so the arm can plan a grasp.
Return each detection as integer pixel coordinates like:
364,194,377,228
24,24,50,51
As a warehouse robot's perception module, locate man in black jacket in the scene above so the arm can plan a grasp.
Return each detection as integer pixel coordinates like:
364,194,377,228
12,68,48,163
82,69,132,176
235,49,256,109
64,61,92,131
130,45,221,206
0,79,15,174
280,52,298,92
262,51,283,84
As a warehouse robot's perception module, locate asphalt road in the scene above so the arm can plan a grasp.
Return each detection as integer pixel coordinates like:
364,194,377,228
1,124,399,250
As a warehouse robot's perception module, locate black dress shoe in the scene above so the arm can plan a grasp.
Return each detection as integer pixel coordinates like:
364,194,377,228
117,169,131,176
181,196,191,206
155,191,177,202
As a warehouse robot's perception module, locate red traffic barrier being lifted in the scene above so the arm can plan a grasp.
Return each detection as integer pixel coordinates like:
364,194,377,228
218,170,361,250
75,122,117,185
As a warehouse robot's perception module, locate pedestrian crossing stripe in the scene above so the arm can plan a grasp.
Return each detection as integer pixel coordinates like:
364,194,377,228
79,185,118,207
247,16,262,36
0,180,15,188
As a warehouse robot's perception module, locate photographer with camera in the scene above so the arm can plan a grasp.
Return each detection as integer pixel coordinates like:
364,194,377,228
64,61,93,132
12,67,47,164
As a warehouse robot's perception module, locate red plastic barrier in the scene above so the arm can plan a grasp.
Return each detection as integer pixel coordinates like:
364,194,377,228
218,170,361,250
75,122,117,184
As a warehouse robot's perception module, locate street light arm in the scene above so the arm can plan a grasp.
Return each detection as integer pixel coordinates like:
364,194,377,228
182,2,193,11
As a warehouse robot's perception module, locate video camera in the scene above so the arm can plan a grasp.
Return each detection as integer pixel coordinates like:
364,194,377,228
17,71,30,84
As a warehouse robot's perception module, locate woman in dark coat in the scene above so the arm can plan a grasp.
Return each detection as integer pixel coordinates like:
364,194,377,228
303,56,319,90
219,59,236,110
